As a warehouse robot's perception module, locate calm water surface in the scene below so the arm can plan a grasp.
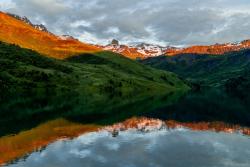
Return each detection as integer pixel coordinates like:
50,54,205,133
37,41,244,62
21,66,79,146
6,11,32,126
6,129,250,167
2,88,250,166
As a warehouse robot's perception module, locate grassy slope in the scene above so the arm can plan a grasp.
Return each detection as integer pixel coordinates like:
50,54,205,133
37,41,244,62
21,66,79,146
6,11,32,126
140,50,250,86
0,41,188,96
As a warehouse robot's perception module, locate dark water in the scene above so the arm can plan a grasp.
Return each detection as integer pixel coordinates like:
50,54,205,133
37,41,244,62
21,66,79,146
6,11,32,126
1,88,250,137
145,89,250,127
6,129,250,167
0,89,184,137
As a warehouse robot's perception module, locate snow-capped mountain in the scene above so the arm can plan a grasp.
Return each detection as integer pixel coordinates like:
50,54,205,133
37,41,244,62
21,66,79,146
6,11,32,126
133,43,169,57
98,39,250,59
99,39,175,59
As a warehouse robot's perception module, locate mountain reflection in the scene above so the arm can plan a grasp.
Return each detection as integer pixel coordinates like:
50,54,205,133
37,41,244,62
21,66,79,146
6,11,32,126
5,122,250,167
0,89,185,137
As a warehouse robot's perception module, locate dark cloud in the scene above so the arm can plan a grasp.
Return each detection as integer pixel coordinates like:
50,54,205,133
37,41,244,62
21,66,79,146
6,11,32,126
1,0,250,45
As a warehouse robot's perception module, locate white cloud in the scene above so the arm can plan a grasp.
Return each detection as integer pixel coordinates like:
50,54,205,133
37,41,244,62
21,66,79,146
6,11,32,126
0,0,16,10
105,27,120,34
70,20,92,28
78,32,107,44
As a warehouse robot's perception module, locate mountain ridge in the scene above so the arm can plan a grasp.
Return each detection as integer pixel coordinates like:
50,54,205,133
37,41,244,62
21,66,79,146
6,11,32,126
7,13,51,33
0,11,101,59
98,40,174,59
98,39,250,59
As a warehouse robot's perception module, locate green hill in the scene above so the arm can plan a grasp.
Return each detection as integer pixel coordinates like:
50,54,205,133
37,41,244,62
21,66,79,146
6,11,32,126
0,41,188,96
140,50,250,87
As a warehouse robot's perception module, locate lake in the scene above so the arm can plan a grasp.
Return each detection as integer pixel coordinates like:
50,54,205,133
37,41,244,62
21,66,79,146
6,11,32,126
1,88,250,166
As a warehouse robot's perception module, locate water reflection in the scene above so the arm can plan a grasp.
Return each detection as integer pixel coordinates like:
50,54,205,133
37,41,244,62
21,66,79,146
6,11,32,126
145,89,250,127
0,119,99,165
6,128,250,167
0,90,185,164
1,87,250,165
0,89,185,137
2,117,250,166
2,88,250,138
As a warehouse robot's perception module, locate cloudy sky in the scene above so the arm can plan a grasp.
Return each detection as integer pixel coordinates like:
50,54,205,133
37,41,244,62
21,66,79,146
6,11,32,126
1,0,250,46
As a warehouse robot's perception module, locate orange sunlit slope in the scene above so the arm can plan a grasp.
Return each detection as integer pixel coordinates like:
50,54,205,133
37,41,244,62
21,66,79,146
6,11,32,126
0,12,101,59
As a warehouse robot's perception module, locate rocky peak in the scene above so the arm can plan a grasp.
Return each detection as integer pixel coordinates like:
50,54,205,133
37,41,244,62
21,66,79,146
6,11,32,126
98,38,250,59
59,35,76,40
33,24,48,32
7,13,32,25
111,39,119,45
7,13,50,33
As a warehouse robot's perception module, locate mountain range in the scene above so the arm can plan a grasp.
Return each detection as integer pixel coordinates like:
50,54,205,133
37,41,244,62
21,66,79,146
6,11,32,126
97,40,172,59
99,39,250,59
2,11,250,60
